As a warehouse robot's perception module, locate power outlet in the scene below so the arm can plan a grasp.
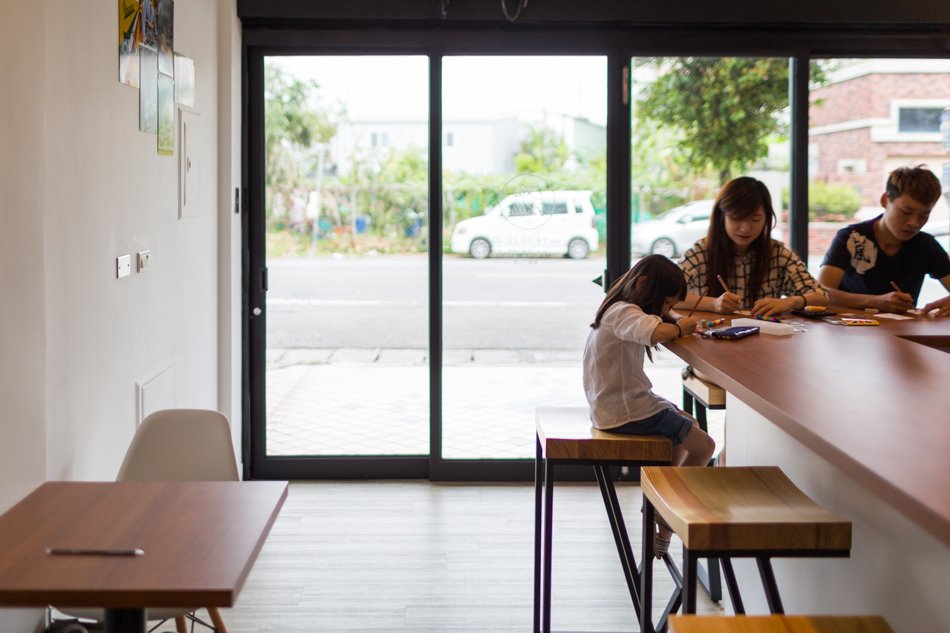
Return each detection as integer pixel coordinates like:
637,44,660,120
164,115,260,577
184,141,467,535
116,254,131,279
137,250,152,272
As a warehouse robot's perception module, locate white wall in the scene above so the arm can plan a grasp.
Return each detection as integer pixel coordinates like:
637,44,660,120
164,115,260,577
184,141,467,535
0,0,52,630
0,0,237,628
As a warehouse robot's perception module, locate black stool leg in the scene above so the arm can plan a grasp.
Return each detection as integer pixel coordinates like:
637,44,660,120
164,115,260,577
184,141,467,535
682,548,698,614
542,459,555,632
594,465,641,619
640,500,656,633
757,557,785,614
533,435,544,633
720,557,745,614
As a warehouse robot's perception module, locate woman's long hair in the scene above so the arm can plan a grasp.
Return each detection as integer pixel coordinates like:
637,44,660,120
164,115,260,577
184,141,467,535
705,176,776,306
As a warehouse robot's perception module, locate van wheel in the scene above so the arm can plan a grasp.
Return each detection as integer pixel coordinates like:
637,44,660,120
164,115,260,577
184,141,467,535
566,238,590,259
469,238,492,259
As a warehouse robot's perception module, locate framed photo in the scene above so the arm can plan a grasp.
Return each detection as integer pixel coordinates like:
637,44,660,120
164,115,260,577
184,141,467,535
174,53,195,107
158,72,175,155
118,0,141,87
157,0,174,76
139,44,158,134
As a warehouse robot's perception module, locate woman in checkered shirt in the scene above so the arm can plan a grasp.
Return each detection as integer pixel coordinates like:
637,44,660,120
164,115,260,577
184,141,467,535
676,176,828,316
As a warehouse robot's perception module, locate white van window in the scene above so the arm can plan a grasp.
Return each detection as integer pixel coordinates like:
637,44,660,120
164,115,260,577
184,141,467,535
541,202,569,215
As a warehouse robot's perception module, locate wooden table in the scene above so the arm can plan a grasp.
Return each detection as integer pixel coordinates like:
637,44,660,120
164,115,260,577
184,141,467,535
0,481,288,633
663,312,950,628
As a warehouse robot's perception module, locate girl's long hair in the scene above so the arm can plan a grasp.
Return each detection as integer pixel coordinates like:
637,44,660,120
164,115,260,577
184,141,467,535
705,176,776,306
592,254,687,325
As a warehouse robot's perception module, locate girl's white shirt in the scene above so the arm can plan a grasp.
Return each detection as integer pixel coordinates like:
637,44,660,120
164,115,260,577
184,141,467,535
583,302,675,430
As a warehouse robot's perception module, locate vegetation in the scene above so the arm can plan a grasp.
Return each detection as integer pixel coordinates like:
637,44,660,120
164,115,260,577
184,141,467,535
782,181,863,221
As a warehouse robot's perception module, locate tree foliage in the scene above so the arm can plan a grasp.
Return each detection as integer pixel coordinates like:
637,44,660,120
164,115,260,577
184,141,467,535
264,64,339,219
635,58,822,185
514,124,572,174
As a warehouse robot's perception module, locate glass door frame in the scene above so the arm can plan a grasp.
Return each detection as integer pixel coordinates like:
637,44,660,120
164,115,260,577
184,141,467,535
244,27,948,481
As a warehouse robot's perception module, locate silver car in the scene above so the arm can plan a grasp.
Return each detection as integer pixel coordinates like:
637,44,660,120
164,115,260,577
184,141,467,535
631,199,715,259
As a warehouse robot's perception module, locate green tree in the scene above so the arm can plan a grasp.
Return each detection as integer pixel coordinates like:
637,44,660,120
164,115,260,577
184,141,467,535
264,64,339,221
514,124,571,174
635,58,823,184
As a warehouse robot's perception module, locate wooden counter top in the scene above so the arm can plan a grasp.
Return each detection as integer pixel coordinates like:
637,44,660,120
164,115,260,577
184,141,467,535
664,312,950,546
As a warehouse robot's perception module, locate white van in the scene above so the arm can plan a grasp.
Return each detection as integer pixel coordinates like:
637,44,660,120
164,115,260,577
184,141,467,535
450,190,600,259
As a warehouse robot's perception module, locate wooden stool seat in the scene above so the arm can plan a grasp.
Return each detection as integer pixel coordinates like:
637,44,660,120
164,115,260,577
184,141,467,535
668,615,894,633
641,466,852,552
683,372,726,408
537,407,672,462
534,407,673,633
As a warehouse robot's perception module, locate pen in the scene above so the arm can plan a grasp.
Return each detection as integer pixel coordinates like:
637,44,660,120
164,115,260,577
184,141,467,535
686,287,709,318
890,281,904,294
46,547,144,557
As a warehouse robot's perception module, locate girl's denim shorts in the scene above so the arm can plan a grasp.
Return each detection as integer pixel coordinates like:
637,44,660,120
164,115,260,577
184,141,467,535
607,408,693,446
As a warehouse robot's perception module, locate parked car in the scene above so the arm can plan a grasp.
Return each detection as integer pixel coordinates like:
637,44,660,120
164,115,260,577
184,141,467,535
450,190,599,259
631,200,715,258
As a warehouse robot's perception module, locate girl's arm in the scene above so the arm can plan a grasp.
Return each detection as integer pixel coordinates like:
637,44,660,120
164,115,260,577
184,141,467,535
675,292,741,314
650,317,698,344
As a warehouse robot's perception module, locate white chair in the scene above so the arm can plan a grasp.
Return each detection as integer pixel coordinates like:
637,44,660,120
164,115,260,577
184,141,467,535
54,409,238,633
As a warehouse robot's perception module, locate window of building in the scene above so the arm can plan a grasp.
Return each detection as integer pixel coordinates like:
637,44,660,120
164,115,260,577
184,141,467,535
446,131,454,147
898,107,944,133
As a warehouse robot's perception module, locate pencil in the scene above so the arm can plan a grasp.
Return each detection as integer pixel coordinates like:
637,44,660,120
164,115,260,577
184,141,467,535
717,274,731,294
686,287,709,318
890,281,904,294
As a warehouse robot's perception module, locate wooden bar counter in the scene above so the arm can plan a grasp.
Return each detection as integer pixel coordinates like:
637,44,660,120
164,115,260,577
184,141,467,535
663,312,950,629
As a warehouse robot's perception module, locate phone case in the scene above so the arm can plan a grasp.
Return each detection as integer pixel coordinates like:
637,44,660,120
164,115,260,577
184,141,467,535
701,325,760,340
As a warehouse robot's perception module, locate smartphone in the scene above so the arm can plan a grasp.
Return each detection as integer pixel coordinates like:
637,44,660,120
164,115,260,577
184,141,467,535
701,325,760,340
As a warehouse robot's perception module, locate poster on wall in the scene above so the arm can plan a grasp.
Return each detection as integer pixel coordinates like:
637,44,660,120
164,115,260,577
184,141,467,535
139,44,158,134
174,53,195,107
157,0,174,76
118,0,141,87
158,73,175,155
141,0,158,49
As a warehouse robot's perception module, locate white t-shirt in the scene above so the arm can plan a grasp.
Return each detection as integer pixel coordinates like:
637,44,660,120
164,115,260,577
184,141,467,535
583,302,675,430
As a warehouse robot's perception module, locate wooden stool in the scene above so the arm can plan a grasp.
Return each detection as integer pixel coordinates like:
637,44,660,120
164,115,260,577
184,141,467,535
681,367,726,601
534,407,672,633
681,366,726,437
640,466,852,633
668,615,893,633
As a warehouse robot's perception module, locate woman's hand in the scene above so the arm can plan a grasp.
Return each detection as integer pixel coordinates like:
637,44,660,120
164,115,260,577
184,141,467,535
713,292,742,314
751,296,796,317
675,317,697,337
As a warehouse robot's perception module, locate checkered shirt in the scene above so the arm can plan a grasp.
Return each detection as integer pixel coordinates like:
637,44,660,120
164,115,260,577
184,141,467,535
679,239,825,308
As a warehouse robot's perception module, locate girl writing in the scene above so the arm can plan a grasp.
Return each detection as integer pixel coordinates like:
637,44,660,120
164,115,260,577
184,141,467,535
583,255,716,556
678,176,827,316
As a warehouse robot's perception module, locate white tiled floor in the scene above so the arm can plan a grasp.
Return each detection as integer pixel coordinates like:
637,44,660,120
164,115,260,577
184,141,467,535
265,348,725,459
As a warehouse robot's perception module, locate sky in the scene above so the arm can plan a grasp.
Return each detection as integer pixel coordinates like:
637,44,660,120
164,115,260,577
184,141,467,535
270,55,608,126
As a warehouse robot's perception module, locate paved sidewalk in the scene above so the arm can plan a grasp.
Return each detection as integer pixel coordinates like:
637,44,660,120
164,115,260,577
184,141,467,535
266,348,725,459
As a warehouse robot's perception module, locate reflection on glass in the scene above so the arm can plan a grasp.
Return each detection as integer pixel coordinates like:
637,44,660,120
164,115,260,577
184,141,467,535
807,58,950,282
630,57,792,261
441,56,608,460
262,56,430,457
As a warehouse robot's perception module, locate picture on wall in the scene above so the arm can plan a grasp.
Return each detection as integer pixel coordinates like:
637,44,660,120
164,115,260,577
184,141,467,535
174,53,195,107
118,0,141,87
141,0,158,48
158,72,175,155
139,44,158,134
157,0,175,76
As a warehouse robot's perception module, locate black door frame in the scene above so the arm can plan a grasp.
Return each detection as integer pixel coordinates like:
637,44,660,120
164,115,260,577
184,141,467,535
244,24,949,481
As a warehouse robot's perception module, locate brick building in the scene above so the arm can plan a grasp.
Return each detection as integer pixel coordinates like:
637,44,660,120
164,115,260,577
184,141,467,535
809,59,950,216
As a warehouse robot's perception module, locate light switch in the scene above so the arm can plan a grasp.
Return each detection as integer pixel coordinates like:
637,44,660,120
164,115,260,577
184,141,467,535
116,254,131,279
137,250,152,272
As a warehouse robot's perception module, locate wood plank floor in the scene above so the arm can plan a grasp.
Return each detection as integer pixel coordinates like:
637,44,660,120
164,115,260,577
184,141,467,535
200,480,723,633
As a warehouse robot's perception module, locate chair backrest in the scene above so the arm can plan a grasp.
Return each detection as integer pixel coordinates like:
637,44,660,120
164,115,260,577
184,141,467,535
117,408,239,482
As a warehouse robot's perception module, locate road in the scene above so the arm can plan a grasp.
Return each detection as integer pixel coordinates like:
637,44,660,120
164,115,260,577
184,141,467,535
265,255,607,349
